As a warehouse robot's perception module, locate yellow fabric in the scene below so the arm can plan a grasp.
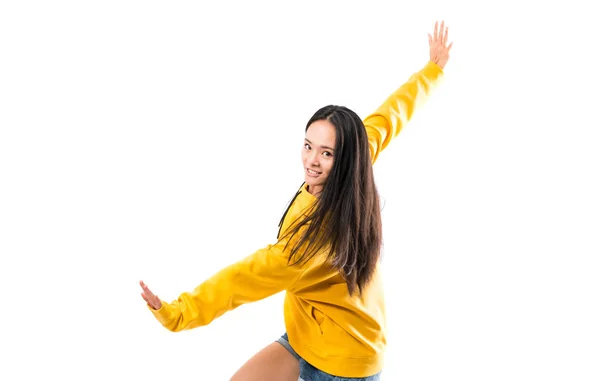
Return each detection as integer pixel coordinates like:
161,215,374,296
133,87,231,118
148,61,444,377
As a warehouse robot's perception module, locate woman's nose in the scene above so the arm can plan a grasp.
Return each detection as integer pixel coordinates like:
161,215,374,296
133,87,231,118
308,151,320,166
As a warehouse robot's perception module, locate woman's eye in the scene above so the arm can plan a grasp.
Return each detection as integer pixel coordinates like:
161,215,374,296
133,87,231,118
304,143,311,150
323,151,332,157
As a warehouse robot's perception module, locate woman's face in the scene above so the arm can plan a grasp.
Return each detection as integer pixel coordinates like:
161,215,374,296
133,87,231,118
302,120,336,195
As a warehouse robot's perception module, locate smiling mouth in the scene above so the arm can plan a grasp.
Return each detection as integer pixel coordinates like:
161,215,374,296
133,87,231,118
306,168,321,176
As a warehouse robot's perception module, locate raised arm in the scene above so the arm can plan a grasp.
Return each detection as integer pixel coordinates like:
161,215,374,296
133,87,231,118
364,21,453,164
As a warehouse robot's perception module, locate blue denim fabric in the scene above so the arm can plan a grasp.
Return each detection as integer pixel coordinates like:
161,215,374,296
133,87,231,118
276,333,381,381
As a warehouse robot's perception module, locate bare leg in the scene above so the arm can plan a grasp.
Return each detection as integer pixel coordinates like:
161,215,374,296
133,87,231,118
230,342,300,381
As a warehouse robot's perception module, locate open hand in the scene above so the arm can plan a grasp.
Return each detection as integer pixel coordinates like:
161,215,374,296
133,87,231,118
140,280,162,310
428,21,453,69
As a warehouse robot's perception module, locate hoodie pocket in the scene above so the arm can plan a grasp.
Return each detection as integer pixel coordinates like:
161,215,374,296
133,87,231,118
311,306,325,334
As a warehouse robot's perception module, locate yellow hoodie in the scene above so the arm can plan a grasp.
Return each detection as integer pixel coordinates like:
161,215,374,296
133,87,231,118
148,61,444,377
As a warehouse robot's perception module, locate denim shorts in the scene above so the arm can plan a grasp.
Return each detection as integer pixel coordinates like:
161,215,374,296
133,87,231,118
276,333,381,381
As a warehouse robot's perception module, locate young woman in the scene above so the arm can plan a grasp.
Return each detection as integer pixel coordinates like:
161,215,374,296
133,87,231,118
140,21,452,381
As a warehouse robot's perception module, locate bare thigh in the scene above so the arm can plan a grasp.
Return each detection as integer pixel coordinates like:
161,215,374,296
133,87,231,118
230,341,300,381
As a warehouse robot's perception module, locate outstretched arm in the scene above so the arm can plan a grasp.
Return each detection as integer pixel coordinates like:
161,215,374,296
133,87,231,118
364,21,453,164
140,238,306,332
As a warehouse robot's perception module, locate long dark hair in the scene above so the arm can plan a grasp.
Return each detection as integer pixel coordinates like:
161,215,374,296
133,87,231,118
281,105,382,295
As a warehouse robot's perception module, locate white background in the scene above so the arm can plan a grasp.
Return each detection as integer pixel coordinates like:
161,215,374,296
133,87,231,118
1,1,599,380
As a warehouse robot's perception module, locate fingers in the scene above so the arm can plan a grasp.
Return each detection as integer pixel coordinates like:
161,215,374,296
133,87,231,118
432,20,450,47
140,280,161,309
443,25,448,45
140,280,152,298
141,291,151,304
140,280,153,294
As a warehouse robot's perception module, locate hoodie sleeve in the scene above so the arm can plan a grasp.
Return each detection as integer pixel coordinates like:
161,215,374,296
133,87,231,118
148,238,306,332
364,61,444,164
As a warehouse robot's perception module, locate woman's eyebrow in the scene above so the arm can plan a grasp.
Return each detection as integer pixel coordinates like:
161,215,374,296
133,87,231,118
305,138,335,151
